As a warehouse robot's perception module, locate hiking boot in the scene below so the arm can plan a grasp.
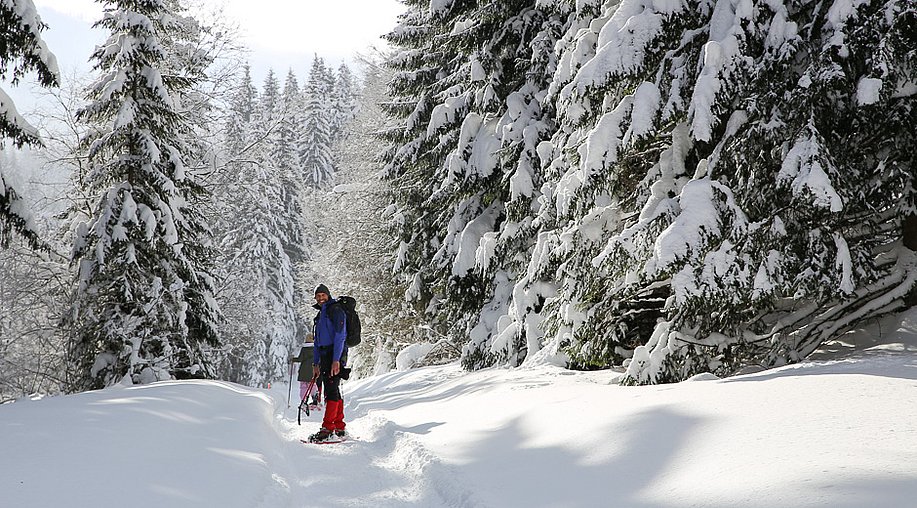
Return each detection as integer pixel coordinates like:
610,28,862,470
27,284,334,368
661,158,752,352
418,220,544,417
308,427,334,443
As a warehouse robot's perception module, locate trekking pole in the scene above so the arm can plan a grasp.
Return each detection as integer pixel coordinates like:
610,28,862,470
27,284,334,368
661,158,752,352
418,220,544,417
286,358,295,408
297,375,319,426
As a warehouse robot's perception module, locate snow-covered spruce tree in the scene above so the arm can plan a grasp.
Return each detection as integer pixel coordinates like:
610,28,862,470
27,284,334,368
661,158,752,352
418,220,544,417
383,0,582,368
209,66,298,386
382,0,488,353
299,56,336,190
0,0,59,249
215,64,256,178
277,69,312,343
329,63,358,145
66,0,221,390
244,68,295,383
218,144,296,386
306,55,418,377
455,1,601,369
278,70,304,262
209,64,256,382
517,0,653,372
256,69,281,138
526,0,916,383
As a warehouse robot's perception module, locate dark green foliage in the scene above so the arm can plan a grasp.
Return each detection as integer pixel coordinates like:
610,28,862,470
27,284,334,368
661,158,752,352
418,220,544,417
384,1,578,369
383,0,916,383
0,0,58,249
67,0,220,390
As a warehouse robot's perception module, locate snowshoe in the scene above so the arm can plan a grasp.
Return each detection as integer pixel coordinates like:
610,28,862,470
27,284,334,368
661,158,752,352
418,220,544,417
307,427,337,443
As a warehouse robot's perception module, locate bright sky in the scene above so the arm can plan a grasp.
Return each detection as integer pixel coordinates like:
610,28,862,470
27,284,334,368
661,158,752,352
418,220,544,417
30,0,404,80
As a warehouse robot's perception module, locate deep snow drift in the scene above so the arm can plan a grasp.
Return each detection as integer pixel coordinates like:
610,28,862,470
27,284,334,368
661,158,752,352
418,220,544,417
2,309,916,507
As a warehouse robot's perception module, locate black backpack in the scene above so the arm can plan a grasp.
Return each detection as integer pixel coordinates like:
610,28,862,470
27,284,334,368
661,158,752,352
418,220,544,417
333,296,362,347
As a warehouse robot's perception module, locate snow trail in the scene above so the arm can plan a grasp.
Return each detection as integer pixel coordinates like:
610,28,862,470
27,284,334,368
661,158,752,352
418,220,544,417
269,379,482,507
3,308,916,507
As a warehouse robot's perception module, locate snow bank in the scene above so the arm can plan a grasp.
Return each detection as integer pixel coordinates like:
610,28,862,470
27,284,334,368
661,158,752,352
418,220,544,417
4,311,917,507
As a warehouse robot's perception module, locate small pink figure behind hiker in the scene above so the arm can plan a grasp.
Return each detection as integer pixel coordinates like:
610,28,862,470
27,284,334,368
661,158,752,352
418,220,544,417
290,333,322,406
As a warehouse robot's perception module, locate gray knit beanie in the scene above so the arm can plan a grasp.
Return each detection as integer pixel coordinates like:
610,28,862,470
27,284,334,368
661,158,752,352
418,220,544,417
314,284,331,297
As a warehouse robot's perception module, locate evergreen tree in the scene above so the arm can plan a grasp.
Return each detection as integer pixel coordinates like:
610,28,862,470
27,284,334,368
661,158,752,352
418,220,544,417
523,0,917,383
299,56,336,190
210,63,257,382
0,0,59,248
452,0,586,369
383,0,578,368
277,70,305,266
221,65,257,166
382,0,479,349
220,145,295,386
330,63,358,145
277,69,310,348
382,0,915,383
210,64,298,385
253,69,298,379
255,69,281,147
66,0,220,390
307,55,419,377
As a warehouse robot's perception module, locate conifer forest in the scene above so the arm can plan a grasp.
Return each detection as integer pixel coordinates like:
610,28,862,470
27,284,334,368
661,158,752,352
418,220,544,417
1,0,915,400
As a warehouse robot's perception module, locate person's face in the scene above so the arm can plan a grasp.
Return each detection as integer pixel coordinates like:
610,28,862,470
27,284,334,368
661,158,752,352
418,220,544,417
315,292,329,305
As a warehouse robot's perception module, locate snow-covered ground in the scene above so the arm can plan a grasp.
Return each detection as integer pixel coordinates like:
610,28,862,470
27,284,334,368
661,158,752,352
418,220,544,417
3,309,917,507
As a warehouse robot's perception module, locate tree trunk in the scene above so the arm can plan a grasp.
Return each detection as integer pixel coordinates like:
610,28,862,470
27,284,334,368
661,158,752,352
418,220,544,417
904,214,917,251
904,214,917,306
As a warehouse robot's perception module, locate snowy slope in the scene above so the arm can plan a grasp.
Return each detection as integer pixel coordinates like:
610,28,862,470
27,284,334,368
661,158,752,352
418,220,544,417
2,309,916,507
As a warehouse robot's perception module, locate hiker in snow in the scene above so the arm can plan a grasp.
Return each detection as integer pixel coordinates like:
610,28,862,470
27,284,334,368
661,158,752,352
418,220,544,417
308,284,350,442
290,333,321,407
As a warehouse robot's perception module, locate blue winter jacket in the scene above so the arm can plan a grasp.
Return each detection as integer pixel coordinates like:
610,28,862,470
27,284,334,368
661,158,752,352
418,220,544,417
313,298,347,364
